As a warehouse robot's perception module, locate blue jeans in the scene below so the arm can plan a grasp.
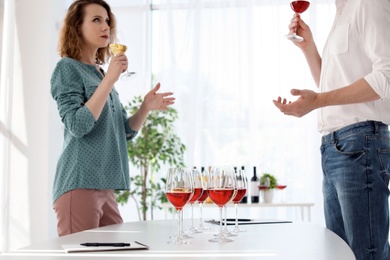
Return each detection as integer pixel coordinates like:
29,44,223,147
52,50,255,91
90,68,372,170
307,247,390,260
321,121,390,260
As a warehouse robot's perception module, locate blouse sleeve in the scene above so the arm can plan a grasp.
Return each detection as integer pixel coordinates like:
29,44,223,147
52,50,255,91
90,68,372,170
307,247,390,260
121,105,138,141
50,59,96,138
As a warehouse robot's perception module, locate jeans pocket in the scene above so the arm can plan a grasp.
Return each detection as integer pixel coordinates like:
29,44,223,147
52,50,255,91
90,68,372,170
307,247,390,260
378,148,390,187
333,135,365,156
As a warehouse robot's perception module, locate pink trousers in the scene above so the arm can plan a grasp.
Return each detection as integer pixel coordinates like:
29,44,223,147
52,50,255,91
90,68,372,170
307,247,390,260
53,189,123,237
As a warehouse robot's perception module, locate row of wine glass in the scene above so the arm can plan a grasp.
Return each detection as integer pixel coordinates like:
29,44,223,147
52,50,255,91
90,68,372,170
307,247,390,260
165,166,248,244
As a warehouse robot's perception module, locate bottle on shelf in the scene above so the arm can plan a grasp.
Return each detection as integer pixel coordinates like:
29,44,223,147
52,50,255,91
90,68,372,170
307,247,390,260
240,166,248,204
250,166,259,203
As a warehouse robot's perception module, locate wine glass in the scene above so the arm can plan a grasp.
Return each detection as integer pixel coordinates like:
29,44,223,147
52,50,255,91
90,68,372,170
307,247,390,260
185,168,205,235
109,43,136,80
259,175,270,203
208,166,236,243
222,173,238,237
276,177,288,202
232,169,247,233
165,167,193,244
195,169,211,232
285,0,310,42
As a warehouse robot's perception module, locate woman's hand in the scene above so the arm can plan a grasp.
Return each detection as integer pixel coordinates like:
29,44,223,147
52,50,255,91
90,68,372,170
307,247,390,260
105,53,128,82
128,83,175,131
141,83,175,112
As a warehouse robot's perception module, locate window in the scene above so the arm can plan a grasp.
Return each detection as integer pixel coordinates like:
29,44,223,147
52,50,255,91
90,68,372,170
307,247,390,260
113,0,335,222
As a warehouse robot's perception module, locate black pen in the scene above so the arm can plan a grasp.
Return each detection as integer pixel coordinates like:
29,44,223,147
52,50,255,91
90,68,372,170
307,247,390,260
80,242,130,247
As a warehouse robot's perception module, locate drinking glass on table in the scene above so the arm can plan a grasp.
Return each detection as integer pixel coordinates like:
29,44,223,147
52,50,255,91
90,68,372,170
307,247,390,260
185,167,205,235
165,167,193,244
208,166,236,242
232,168,248,233
222,172,238,237
195,168,211,232
285,0,310,42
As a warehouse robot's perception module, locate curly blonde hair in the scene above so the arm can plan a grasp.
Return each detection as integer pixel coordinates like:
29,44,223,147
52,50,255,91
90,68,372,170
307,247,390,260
58,0,116,64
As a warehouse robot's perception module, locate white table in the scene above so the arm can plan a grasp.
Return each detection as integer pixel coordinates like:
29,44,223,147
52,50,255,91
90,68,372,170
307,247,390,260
1,219,355,259
161,202,315,221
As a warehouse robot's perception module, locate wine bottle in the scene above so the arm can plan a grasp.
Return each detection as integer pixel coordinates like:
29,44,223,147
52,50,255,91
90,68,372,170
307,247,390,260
250,166,259,203
240,166,248,204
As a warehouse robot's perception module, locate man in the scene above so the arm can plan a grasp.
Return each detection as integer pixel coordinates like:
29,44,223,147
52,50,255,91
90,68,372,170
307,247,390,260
273,1,390,259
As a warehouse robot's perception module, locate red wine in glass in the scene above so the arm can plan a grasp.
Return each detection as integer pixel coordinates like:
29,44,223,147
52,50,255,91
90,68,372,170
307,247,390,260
197,189,209,203
276,185,287,190
232,188,246,203
165,168,193,244
285,0,310,42
291,1,310,13
258,185,269,191
209,188,235,207
189,187,203,204
208,166,236,243
166,190,192,210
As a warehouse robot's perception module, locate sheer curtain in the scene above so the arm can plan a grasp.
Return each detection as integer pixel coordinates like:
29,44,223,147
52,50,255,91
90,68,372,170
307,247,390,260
147,0,335,223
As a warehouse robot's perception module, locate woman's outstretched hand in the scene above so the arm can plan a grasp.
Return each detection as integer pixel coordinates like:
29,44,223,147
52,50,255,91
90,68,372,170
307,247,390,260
142,83,175,111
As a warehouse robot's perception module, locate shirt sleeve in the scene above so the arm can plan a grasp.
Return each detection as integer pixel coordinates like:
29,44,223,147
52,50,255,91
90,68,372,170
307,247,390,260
121,105,138,141
51,59,96,138
359,0,390,100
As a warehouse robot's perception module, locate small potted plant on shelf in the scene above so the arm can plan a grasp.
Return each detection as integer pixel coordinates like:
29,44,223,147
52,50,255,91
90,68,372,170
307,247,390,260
259,173,277,203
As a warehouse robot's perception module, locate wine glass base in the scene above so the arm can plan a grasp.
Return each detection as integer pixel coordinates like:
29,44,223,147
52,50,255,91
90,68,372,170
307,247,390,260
209,236,234,243
285,33,304,42
232,226,247,233
196,224,211,232
120,71,136,80
186,227,202,234
167,238,191,244
222,227,238,237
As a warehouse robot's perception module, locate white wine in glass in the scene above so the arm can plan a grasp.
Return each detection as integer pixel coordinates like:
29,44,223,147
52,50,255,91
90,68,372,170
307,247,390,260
109,43,136,80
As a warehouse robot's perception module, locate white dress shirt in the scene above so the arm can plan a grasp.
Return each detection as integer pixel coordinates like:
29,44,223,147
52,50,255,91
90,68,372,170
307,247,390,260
318,0,390,134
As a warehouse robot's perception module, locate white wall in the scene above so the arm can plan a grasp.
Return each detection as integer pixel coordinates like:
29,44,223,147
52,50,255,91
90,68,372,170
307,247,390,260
0,0,66,251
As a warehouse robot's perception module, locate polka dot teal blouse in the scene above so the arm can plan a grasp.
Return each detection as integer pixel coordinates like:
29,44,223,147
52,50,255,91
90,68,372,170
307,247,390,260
50,57,137,203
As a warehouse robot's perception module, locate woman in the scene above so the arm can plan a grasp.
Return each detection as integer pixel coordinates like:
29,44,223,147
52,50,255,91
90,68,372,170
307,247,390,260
51,0,175,236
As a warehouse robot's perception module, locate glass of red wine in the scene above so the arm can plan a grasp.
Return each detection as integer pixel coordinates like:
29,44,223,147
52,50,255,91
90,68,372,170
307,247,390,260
165,167,193,244
232,168,248,233
196,168,211,232
276,177,288,202
258,177,270,203
185,167,205,235
285,0,310,42
208,166,236,243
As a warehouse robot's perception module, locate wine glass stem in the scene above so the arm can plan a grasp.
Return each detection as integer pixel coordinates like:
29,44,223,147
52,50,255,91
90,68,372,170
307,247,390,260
177,209,182,239
219,207,223,237
224,206,227,228
191,203,194,228
199,202,203,224
294,12,298,34
235,203,239,228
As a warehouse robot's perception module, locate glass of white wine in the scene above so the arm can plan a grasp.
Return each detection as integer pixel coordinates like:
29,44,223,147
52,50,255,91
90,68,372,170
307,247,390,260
109,43,136,80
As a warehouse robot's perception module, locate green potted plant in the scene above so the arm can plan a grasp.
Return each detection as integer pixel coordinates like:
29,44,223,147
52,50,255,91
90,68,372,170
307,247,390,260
115,95,186,220
259,173,278,203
